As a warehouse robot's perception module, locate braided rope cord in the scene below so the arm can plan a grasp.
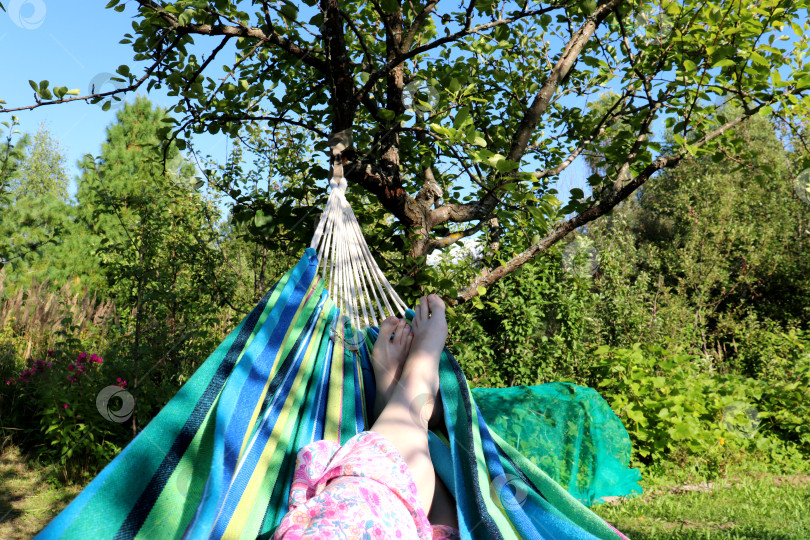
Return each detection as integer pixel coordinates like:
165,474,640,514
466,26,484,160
310,131,408,339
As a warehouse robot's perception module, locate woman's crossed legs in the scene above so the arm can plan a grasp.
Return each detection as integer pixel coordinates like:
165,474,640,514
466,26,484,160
370,294,458,530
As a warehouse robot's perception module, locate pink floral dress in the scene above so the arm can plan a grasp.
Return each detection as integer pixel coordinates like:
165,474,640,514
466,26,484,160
274,431,460,540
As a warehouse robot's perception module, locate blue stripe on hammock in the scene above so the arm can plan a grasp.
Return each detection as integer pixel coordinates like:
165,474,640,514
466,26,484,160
185,251,317,537
477,406,603,540
209,295,327,538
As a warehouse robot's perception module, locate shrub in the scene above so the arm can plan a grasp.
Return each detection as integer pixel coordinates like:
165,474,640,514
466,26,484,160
588,342,810,475
3,345,130,483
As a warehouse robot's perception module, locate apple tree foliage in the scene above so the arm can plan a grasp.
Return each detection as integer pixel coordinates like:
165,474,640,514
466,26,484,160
5,0,810,302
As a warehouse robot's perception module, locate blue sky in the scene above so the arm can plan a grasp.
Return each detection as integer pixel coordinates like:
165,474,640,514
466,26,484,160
0,1,232,197
1,1,595,205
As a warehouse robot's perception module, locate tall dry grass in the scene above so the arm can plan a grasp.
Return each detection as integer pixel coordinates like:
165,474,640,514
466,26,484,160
0,272,116,362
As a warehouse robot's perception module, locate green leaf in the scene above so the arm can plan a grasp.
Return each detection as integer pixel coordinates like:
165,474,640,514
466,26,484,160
466,128,486,147
670,421,694,440
379,0,399,13
453,107,470,129
626,407,645,424
477,286,486,296
494,156,519,173
378,109,396,121
759,105,773,117
254,209,272,227
749,51,768,67
429,123,456,138
280,2,298,21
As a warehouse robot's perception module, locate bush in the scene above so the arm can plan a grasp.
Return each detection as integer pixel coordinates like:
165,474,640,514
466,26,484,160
3,342,131,483
588,342,810,475
449,245,593,387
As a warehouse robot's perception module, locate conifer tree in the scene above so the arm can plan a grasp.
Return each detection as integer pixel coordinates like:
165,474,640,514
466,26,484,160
0,125,72,280
77,97,233,433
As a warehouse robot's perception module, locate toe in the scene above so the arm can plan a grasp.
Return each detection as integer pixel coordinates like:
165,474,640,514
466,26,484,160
427,294,446,316
394,320,408,345
416,296,429,322
379,316,398,341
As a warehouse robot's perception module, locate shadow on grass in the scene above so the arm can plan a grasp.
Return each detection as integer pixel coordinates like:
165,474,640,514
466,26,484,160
0,457,24,525
0,444,83,538
615,522,802,540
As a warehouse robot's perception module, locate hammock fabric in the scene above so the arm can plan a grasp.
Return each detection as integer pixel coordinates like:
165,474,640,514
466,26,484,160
37,248,628,539
472,383,643,507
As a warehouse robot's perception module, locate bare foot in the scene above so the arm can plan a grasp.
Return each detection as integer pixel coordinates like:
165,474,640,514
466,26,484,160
399,295,447,427
410,294,448,361
371,317,412,417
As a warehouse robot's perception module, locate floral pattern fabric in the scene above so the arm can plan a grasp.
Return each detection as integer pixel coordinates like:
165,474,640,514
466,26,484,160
274,430,460,540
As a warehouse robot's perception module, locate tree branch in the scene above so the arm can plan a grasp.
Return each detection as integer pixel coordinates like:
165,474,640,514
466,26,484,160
457,100,768,302
401,0,439,51
0,33,185,114
425,220,484,252
355,6,558,104
134,0,328,73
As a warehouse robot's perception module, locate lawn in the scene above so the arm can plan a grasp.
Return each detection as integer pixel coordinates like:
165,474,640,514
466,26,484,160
2,443,809,539
592,470,810,539
0,445,82,540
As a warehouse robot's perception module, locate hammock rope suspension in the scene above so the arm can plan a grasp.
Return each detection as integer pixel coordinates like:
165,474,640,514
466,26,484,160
310,130,408,334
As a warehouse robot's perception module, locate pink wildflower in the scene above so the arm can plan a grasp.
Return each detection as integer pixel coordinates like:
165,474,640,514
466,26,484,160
63,404,68,409
68,365,75,372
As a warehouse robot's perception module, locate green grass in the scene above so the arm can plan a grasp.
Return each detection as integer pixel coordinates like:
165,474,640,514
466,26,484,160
0,445,82,540
592,469,810,539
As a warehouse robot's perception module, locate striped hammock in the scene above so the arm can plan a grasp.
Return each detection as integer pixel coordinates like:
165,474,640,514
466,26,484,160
37,163,629,539
37,249,626,539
